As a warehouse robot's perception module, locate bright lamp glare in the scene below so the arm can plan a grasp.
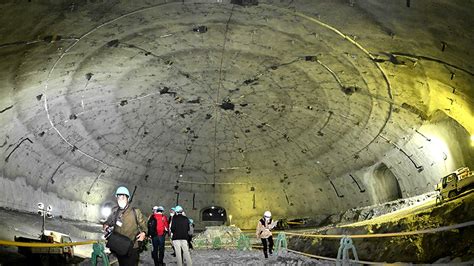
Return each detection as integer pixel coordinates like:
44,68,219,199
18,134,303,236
101,206,112,218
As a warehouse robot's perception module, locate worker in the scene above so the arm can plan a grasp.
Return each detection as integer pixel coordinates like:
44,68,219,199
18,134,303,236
170,205,192,266
103,186,147,266
187,218,194,250
148,206,169,266
168,207,176,257
256,210,277,258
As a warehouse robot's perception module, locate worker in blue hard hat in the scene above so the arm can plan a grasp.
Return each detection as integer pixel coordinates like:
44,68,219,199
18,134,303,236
168,207,177,257
170,205,192,266
103,186,147,265
187,218,194,250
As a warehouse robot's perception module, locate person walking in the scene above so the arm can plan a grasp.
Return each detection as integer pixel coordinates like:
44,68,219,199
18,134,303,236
170,205,192,266
103,186,147,266
168,207,176,257
148,206,169,266
256,211,277,258
187,218,194,250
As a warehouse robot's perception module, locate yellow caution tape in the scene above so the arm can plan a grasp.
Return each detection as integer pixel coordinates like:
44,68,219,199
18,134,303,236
0,239,99,247
286,221,305,225
284,220,474,239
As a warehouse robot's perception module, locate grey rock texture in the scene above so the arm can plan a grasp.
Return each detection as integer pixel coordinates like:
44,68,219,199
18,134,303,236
0,0,473,230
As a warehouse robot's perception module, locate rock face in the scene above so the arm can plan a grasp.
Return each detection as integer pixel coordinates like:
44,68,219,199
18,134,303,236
193,226,243,249
339,191,439,224
288,192,474,263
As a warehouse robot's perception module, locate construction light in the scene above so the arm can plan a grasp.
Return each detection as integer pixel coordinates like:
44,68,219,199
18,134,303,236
101,206,112,218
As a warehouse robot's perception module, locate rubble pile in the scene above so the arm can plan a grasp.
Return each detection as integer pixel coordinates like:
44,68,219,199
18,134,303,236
193,225,242,249
326,192,439,225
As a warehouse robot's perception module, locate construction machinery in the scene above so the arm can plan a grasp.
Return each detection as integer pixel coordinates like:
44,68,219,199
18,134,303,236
15,230,74,265
436,167,474,203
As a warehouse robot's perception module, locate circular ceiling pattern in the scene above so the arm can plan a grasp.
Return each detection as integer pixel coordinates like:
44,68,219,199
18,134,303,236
9,2,408,210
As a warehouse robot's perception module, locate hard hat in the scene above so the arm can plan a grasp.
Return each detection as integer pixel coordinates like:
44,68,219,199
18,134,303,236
152,206,159,210
189,218,194,224
174,205,184,213
157,206,165,212
170,207,176,212
264,211,272,218
115,186,130,197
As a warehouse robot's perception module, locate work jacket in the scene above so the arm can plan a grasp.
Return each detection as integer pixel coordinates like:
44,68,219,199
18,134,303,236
256,218,274,239
170,214,190,240
105,205,147,248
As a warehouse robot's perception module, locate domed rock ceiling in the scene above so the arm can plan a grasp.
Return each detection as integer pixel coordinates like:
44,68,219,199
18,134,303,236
0,0,473,228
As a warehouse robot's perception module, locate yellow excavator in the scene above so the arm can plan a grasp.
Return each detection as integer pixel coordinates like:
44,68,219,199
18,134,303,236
436,167,474,203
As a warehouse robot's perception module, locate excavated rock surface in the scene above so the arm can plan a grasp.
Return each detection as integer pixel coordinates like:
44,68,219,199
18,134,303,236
288,192,474,263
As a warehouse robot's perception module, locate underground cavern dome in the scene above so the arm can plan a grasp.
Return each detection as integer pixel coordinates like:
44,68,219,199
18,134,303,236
0,0,473,264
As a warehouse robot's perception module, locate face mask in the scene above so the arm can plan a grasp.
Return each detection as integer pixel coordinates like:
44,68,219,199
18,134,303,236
170,213,175,217
118,199,128,209
265,217,270,221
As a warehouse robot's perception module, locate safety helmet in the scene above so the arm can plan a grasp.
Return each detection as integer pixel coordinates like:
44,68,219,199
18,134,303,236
174,205,184,213
170,207,176,212
264,211,272,218
115,186,130,197
157,206,165,212
189,218,194,224
152,206,159,211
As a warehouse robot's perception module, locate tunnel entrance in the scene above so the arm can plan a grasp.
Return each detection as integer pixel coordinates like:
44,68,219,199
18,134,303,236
372,163,403,203
201,206,227,224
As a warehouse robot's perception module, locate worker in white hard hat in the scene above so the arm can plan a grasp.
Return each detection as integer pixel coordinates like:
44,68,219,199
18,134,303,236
103,186,147,265
256,210,277,258
148,205,168,265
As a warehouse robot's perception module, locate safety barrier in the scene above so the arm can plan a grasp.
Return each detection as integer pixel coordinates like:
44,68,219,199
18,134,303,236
91,242,109,266
237,234,251,251
281,220,474,265
0,239,98,247
274,232,287,255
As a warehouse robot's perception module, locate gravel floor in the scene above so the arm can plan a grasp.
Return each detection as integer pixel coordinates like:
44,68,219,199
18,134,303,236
130,248,325,265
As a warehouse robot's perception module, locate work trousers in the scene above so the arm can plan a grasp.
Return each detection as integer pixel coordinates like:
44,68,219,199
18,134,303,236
261,236,274,258
172,239,192,266
151,235,166,265
116,248,139,266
